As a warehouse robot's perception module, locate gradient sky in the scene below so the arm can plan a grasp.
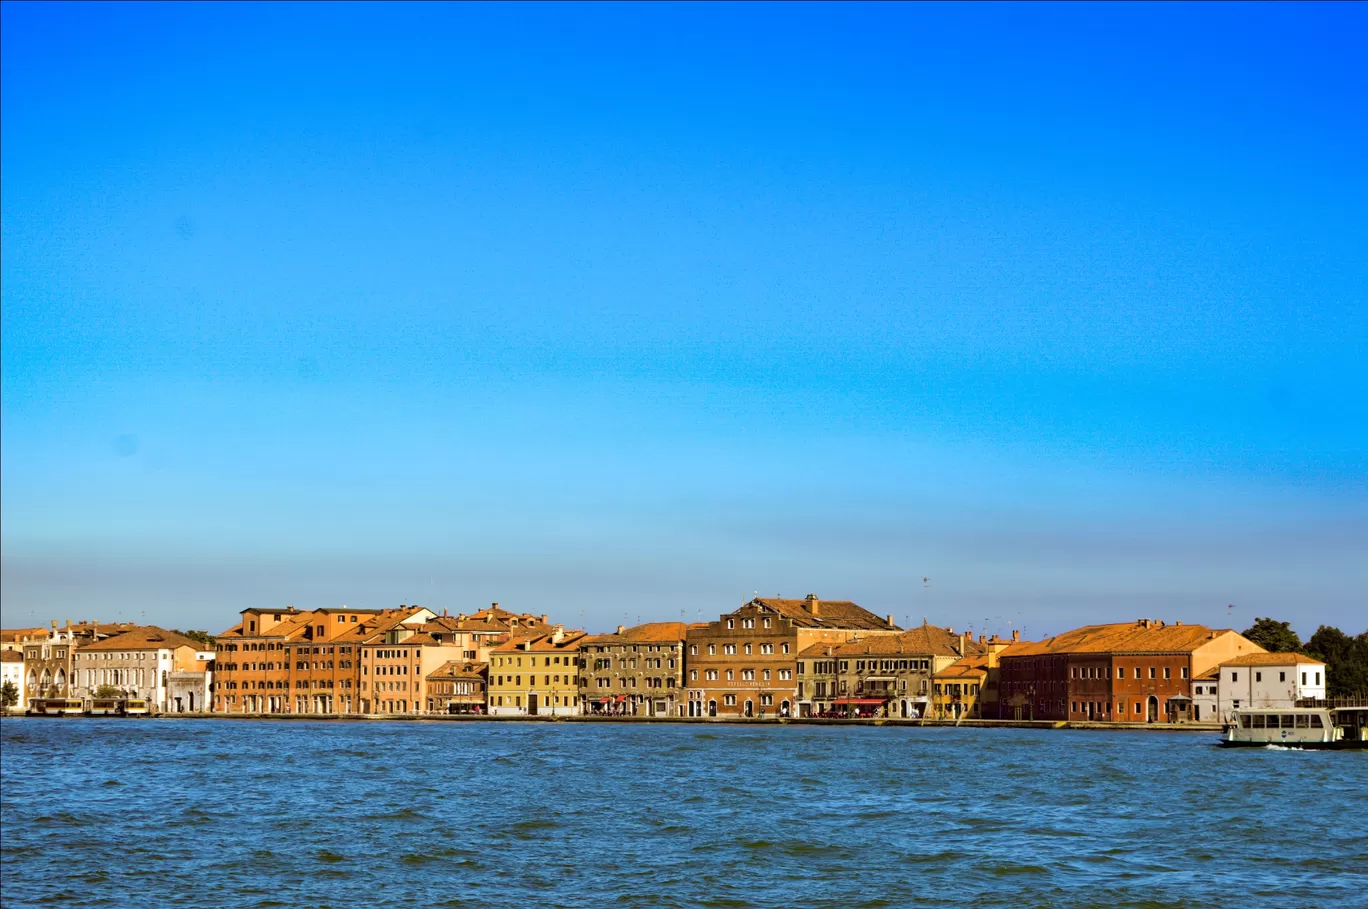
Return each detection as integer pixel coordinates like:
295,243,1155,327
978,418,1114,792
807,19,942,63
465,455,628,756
2,2,1365,639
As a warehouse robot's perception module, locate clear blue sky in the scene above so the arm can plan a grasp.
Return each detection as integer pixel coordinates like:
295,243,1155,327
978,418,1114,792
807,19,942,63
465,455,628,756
3,2,1365,637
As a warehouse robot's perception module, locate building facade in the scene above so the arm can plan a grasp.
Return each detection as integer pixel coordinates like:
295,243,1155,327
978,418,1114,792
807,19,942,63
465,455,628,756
1217,652,1327,721
686,595,900,719
798,624,986,718
23,621,139,702
425,661,488,714
72,627,214,711
578,622,688,716
2,651,26,711
997,619,1266,722
213,605,436,713
488,627,587,716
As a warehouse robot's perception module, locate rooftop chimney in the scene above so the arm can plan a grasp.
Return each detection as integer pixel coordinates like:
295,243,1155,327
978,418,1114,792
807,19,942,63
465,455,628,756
616,625,626,635
804,594,820,616
1012,630,1020,642
886,614,895,627
541,614,549,624
491,602,499,610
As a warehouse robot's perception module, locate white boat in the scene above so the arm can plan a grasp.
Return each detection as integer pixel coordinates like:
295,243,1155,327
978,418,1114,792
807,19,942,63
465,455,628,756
1221,706,1368,750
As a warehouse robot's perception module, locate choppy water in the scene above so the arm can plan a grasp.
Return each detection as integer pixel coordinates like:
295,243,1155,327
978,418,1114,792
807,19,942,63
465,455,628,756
2,719,1364,908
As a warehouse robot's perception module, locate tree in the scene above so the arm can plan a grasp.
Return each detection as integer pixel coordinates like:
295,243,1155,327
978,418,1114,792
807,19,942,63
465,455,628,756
1241,618,1303,654
1,681,17,709
1306,625,1368,698
173,629,216,648
95,684,123,699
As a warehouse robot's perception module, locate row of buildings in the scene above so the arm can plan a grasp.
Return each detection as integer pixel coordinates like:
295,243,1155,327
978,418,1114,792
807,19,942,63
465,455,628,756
3,594,1330,723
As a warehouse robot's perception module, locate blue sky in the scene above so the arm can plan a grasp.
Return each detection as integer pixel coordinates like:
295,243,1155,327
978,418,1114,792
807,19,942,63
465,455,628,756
3,2,1365,637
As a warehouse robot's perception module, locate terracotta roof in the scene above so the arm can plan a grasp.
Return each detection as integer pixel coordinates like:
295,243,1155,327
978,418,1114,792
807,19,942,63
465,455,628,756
427,660,488,680
421,616,516,635
1220,652,1324,667
799,624,980,659
490,630,587,653
585,622,689,645
1,628,49,642
998,621,1252,657
748,597,898,631
77,626,209,653
934,655,989,679
1,650,23,663
1194,668,1219,681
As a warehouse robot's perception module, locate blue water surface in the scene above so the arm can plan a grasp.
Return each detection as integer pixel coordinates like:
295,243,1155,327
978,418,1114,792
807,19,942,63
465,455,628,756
1,719,1364,908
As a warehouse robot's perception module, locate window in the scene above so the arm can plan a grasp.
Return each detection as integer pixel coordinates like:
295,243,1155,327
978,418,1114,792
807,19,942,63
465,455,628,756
724,644,736,655
1134,668,1141,679
724,694,736,706
1316,672,1321,685
760,643,773,655
690,670,698,681
1149,667,1156,679
781,643,790,654
1135,702,1142,715
708,644,716,655
1256,672,1262,683
762,618,771,629
690,645,698,655
1279,672,1286,682
706,670,718,681
726,619,734,629
726,670,734,681
742,670,755,681
762,669,771,681
1117,668,1124,679
742,618,754,629
1301,672,1306,685
778,669,792,680
744,644,752,655
1232,672,1238,682
1181,667,1189,679
1163,667,1171,680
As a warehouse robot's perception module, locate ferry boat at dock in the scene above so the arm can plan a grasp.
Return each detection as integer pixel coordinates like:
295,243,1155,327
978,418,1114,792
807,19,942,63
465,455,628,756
1221,704,1368,749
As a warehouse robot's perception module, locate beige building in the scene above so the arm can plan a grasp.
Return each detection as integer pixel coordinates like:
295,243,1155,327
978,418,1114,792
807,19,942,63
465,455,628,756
22,621,138,702
73,627,214,712
421,605,552,663
488,626,587,716
579,622,688,717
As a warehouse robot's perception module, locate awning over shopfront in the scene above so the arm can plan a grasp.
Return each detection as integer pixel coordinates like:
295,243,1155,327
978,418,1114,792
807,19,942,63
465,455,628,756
831,698,887,705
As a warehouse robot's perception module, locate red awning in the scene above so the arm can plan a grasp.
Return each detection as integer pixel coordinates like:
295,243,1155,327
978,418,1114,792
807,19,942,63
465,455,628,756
615,695,626,702
831,698,887,705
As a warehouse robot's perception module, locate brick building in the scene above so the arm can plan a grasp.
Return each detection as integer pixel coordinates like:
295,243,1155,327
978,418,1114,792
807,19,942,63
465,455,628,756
578,622,688,716
798,623,981,718
997,619,1265,722
213,605,436,713
686,595,899,718
425,660,488,714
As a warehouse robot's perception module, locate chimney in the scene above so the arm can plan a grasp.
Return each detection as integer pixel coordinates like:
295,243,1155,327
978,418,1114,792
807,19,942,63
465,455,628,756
541,614,549,625
962,632,970,655
616,625,626,635
804,594,821,616
1012,630,1020,642
1175,621,1182,626
457,613,467,622
948,627,954,635
978,633,985,643
886,615,895,627
491,602,499,610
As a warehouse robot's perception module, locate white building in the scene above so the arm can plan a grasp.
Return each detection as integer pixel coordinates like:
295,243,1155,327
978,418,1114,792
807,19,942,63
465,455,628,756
72,627,215,712
1191,668,1218,723
1,651,26,711
1217,652,1327,722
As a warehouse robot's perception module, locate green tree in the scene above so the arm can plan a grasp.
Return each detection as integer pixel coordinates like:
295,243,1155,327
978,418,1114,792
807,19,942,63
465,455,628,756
95,684,123,699
0,680,17,709
1241,617,1303,653
173,629,216,648
1306,625,1368,698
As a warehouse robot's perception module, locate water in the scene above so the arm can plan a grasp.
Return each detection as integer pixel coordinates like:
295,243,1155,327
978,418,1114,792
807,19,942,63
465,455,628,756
2,719,1364,908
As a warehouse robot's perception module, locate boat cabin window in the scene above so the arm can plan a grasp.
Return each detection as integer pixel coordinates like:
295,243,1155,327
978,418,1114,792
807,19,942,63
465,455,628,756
1295,714,1310,728
1310,714,1324,728
1240,715,1252,728
1280,715,1295,728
